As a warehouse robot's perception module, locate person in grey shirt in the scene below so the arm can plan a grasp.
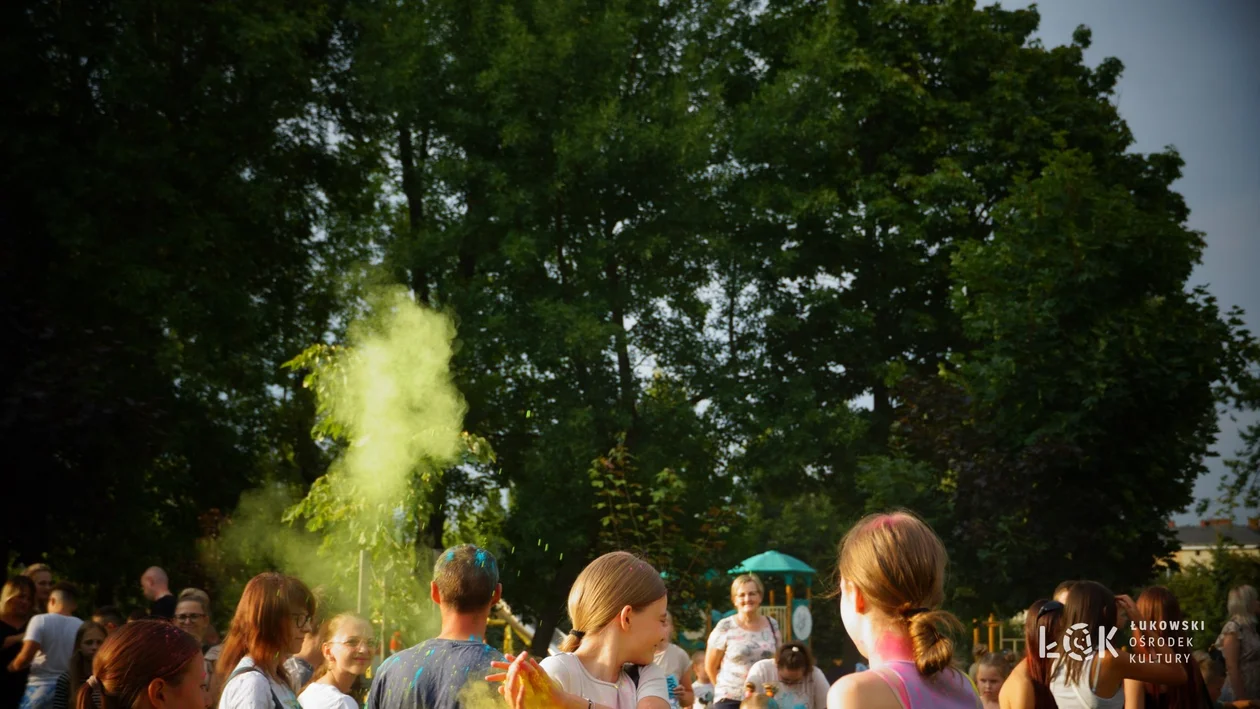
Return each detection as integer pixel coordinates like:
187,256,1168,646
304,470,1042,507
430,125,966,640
367,545,505,709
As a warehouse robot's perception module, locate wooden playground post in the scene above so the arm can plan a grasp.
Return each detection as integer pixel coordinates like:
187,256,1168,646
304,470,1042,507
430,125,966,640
785,583,794,643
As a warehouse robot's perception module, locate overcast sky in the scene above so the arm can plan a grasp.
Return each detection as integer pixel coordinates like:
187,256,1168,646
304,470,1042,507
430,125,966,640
988,0,1259,525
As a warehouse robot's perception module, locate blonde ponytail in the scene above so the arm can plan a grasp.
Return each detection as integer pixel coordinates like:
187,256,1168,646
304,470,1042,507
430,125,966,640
563,552,665,652
836,510,962,677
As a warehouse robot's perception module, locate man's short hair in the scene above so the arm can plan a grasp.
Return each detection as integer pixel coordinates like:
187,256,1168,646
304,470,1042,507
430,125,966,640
92,605,125,627
433,545,500,613
50,582,77,604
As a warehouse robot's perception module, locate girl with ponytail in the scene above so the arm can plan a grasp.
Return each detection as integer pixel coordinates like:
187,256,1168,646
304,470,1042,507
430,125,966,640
74,620,205,709
490,551,672,709
826,510,982,709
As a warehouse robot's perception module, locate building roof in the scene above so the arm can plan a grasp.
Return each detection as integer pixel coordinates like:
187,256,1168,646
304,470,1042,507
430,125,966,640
1176,524,1260,548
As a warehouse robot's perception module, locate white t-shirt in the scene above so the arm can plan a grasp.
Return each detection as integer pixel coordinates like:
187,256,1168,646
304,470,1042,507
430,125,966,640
298,681,358,709
691,682,714,709
540,653,670,709
653,644,692,685
744,660,828,709
219,656,302,709
24,613,83,685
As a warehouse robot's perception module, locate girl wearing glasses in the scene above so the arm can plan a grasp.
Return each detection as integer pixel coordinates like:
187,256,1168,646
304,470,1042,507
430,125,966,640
215,573,315,709
298,614,373,709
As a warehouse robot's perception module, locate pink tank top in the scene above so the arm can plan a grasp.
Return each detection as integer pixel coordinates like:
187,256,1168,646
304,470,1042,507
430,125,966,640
870,661,982,709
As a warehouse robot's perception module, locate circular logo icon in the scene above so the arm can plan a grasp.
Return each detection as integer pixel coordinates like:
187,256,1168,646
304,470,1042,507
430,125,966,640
1062,622,1094,661
792,605,813,641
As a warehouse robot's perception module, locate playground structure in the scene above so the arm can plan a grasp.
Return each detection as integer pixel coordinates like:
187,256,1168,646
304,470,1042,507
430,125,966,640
487,600,566,656
973,613,1025,657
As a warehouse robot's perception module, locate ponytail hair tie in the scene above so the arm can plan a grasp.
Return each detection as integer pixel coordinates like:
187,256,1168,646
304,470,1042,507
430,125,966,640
571,630,585,639
86,676,100,689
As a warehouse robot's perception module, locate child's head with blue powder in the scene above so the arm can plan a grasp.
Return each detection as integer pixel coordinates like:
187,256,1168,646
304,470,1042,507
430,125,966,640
432,544,501,613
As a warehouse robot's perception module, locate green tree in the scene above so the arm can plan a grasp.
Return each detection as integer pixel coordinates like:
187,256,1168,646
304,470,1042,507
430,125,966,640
1,0,374,602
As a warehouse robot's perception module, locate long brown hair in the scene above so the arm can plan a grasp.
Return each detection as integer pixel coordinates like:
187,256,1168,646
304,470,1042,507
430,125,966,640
74,620,200,709
1136,586,1201,708
1058,581,1117,687
1023,599,1061,709
67,621,107,699
560,551,666,653
213,572,315,704
835,510,963,677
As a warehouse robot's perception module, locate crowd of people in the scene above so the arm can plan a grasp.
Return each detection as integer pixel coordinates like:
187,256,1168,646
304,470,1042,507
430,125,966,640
2,510,1258,709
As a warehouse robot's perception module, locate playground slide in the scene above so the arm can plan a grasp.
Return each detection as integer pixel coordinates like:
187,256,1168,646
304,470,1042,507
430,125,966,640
493,600,566,655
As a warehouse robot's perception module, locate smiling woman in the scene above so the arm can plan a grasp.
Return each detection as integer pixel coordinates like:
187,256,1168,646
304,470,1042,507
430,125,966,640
490,551,672,709
707,575,780,709
298,614,373,709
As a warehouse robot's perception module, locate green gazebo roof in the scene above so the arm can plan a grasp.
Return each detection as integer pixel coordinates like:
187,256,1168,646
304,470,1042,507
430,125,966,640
728,550,816,577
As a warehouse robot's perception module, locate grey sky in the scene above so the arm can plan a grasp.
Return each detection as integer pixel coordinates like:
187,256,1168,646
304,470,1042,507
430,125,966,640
991,0,1259,524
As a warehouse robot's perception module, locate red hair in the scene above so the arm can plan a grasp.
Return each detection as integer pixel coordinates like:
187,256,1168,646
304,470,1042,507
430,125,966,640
74,620,200,709
213,572,315,704
1136,586,1201,708
1023,599,1060,709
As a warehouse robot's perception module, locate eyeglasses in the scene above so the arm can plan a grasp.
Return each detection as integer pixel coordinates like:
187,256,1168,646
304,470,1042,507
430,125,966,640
292,613,313,629
175,613,207,623
331,637,376,650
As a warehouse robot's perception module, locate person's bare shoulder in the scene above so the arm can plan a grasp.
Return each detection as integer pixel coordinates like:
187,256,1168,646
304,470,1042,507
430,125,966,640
998,663,1034,709
827,671,897,709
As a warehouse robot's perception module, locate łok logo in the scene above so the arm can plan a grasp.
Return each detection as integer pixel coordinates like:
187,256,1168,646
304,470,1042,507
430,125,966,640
1039,623,1120,660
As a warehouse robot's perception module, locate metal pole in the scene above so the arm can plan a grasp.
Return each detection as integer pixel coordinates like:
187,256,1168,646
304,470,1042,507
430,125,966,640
357,549,367,615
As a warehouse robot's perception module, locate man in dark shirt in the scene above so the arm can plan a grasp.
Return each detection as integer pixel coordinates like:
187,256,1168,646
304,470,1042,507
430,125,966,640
367,545,506,709
140,567,176,619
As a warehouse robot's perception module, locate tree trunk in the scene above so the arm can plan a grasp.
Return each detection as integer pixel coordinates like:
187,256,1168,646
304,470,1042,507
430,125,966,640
397,115,430,303
529,550,588,656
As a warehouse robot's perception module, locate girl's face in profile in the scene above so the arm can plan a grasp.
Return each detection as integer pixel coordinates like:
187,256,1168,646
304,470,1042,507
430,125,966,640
627,596,669,666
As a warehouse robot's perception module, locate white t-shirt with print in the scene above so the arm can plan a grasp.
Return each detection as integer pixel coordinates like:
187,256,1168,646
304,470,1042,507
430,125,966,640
744,660,828,709
297,681,357,709
707,616,779,702
540,653,670,709
219,656,302,709
24,613,83,685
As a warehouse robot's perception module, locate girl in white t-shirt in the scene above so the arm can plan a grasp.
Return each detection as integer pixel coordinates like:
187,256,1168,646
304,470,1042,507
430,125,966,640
491,552,672,709
745,644,827,709
298,614,373,709
216,572,315,709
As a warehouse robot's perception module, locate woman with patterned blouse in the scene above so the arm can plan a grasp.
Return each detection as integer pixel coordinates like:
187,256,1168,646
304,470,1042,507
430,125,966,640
705,575,780,709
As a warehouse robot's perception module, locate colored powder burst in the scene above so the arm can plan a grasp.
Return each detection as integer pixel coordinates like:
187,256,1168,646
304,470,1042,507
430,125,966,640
475,549,487,566
447,550,456,562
